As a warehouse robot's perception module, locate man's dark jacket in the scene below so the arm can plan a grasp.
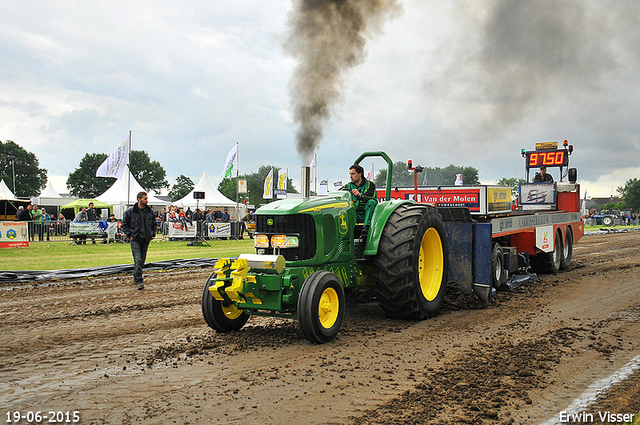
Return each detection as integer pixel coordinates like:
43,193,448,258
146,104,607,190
122,203,157,242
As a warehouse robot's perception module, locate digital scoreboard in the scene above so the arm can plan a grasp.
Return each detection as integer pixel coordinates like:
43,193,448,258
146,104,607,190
525,149,569,168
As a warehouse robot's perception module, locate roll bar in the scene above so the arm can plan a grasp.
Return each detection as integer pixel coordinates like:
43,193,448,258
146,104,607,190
353,151,393,201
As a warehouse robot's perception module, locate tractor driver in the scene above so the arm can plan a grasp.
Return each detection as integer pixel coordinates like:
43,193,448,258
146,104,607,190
533,165,554,182
341,164,377,235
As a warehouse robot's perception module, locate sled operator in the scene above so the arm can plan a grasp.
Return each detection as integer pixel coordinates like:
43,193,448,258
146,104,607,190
533,165,554,182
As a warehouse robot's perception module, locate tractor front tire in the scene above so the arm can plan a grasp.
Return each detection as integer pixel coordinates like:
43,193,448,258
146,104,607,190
374,204,449,320
202,273,249,333
297,271,345,344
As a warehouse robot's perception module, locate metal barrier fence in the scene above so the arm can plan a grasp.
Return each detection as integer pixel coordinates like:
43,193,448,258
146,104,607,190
19,220,164,243
25,220,73,242
584,217,639,226
11,220,252,243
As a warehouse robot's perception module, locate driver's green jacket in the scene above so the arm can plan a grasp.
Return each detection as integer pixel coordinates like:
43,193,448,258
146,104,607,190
341,179,377,226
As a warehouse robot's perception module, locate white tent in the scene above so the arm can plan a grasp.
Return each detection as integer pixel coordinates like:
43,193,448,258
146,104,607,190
97,168,168,218
0,179,16,199
1,179,30,220
40,180,61,198
31,180,76,214
175,171,242,219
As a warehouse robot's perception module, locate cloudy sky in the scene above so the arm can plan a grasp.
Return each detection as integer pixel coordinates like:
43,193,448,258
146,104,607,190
1,0,639,199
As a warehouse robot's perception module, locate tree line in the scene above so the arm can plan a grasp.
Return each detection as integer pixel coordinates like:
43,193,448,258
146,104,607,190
373,161,480,187
3,140,640,211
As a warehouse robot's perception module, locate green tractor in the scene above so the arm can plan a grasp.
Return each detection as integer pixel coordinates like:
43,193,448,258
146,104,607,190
202,151,449,343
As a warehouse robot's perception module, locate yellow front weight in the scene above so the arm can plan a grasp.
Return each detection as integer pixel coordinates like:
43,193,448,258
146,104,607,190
209,257,263,306
227,258,261,305
209,258,232,301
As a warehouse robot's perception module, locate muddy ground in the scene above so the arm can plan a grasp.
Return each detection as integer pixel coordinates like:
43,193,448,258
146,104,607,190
1,232,639,424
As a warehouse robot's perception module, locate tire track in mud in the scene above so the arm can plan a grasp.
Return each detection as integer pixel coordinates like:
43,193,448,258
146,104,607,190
351,327,585,424
345,234,640,425
350,303,640,425
584,369,640,424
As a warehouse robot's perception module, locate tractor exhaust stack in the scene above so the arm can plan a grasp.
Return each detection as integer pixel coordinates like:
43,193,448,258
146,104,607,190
301,166,311,198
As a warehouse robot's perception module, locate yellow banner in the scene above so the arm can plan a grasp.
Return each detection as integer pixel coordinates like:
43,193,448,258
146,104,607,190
535,141,558,150
488,188,512,212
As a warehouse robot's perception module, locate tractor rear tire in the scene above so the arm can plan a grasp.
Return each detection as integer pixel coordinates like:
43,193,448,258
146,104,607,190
602,216,613,226
202,273,249,333
374,204,448,320
560,228,573,270
297,271,345,344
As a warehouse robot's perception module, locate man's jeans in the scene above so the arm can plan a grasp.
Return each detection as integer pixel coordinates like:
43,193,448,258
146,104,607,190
130,238,150,285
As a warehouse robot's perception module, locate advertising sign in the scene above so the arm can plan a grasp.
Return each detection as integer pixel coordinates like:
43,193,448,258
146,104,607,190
69,222,104,236
487,188,512,212
536,225,554,252
519,183,557,206
379,188,482,212
207,222,231,237
376,186,513,215
0,221,29,248
168,221,197,238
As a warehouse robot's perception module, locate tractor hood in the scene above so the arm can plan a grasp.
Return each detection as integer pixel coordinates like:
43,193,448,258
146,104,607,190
256,192,352,216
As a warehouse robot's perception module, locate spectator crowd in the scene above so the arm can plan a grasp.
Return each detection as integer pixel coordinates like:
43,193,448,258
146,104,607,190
12,203,256,243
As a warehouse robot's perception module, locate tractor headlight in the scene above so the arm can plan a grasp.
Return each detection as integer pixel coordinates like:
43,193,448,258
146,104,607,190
254,234,270,248
271,234,299,248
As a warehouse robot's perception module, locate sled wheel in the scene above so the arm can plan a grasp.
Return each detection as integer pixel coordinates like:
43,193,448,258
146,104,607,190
374,205,448,320
536,230,563,274
202,273,249,332
297,271,345,344
491,243,506,288
560,227,573,270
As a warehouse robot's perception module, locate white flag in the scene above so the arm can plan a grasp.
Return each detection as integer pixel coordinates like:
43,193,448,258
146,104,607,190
263,168,274,199
366,162,374,181
319,179,328,195
223,144,238,178
277,169,288,191
455,174,463,186
277,169,288,199
333,180,343,190
96,134,130,180
238,178,247,194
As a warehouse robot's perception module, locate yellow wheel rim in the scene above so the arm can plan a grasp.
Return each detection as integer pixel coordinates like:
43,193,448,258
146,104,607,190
418,227,444,302
318,287,340,329
221,303,243,320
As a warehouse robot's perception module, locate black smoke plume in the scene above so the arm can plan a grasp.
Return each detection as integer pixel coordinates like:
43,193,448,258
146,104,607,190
285,0,400,161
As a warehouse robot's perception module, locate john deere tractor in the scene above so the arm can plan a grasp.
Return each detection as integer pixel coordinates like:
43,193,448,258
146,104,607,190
202,152,449,343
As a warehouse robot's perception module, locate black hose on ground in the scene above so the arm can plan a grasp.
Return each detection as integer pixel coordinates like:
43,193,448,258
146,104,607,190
0,258,222,284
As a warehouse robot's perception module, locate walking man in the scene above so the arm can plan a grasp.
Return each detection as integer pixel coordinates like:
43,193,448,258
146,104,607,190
122,192,157,290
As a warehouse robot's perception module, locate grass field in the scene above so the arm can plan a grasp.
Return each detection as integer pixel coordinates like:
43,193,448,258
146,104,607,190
2,225,638,272
0,239,256,271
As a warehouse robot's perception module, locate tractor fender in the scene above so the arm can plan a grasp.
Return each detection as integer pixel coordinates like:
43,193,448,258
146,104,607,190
363,199,415,257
